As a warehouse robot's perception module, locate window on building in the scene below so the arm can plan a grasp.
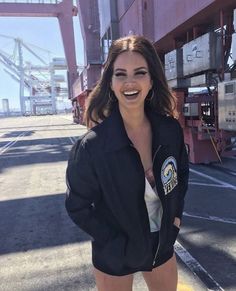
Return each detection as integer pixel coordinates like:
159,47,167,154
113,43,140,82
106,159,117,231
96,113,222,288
101,27,112,62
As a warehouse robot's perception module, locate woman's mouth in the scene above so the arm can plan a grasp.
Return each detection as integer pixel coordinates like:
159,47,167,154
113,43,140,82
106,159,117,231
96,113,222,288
123,90,139,100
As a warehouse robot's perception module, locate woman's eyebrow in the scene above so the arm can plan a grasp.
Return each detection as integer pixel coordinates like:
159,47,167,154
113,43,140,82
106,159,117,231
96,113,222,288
114,66,148,72
134,66,148,71
114,68,126,72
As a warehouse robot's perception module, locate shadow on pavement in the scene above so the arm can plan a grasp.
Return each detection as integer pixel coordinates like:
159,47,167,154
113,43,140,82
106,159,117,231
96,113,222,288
0,193,91,255
0,136,78,173
1,131,35,138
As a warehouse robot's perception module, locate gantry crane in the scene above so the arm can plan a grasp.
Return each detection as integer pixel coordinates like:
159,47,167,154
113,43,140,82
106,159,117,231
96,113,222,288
0,0,78,115
0,34,68,115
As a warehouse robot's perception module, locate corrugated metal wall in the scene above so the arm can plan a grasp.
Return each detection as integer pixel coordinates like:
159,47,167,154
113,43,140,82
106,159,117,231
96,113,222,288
154,0,215,41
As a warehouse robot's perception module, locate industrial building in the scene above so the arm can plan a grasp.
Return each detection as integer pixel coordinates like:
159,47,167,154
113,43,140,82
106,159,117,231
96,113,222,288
74,0,236,164
0,0,236,164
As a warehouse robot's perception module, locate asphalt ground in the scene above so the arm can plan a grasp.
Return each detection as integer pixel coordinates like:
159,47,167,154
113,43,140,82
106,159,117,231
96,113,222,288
0,114,235,291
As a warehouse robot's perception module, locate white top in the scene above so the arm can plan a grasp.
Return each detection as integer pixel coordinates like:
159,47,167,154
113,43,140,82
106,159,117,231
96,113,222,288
144,177,163,232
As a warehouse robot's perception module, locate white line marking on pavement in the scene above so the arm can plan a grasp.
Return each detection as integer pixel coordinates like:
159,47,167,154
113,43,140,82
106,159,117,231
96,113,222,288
175,241,225,291
0,132,26,155
190,168,236,190
183,212,236,225
69,136,80,144
69,137,75,145
189,182,230,188
228,170,236,176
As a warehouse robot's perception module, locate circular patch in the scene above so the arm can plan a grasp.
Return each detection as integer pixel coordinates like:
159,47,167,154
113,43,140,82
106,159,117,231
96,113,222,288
161,156,178,195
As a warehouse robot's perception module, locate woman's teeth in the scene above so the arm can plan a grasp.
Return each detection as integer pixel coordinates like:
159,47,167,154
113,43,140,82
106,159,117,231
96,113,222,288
124,91,138,96
123,90,139,98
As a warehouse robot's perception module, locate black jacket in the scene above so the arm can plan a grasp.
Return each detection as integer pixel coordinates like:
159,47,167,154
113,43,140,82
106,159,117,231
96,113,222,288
65,104,189,275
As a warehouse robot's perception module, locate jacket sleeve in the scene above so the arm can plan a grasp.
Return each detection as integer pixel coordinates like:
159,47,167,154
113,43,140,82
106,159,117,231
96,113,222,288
176,122,189,220
65,138,115,244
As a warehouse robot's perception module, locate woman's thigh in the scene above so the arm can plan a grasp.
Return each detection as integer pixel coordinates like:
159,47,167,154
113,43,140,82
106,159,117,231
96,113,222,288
142,253,178,291
94,267,134,291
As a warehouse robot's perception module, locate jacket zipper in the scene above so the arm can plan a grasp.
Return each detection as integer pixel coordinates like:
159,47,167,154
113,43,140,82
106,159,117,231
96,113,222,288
152,145,162,266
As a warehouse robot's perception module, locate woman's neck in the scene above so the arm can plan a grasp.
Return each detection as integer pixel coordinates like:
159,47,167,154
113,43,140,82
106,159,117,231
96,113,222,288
119,105,148,132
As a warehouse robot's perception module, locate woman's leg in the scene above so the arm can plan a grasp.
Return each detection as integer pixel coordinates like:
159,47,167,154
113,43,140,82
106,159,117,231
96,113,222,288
142,253,178,291
94,267,134,291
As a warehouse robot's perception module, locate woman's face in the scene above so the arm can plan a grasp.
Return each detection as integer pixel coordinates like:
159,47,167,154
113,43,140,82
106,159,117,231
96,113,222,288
111,51,152,112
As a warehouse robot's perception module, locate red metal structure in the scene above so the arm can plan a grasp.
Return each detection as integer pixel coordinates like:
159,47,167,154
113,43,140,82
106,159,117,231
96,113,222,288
73,0,236,163
151,0,236,163
154,0,236,54
71,0,102,124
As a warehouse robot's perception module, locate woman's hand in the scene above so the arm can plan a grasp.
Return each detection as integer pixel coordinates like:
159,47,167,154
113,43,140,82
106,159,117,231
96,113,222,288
174,217,181,228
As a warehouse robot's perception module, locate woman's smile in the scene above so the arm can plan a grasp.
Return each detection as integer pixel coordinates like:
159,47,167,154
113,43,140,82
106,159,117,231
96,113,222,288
123,90,140,100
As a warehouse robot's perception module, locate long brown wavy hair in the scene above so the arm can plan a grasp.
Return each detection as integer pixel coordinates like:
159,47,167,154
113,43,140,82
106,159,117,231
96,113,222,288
84,35,177,127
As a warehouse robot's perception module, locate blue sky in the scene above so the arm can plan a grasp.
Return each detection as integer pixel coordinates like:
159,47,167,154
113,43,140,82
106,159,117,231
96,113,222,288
0,15,84,110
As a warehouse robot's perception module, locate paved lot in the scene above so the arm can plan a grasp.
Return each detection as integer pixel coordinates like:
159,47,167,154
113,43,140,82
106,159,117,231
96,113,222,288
0,114,235,291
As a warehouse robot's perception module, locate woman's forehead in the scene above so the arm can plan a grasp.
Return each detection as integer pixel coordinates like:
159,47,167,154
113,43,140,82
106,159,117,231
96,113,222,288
113,51,148,70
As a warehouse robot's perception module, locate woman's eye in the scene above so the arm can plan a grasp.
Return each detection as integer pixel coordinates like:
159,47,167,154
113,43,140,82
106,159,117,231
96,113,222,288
135,71,147,75
114,73,126,77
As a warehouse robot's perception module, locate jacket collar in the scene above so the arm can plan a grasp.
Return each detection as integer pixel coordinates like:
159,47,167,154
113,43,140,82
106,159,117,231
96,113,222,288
103,103,164,152
103,103,131,152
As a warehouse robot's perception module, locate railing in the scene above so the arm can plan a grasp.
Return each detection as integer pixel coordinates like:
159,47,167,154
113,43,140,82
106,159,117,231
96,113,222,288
0,0,63,3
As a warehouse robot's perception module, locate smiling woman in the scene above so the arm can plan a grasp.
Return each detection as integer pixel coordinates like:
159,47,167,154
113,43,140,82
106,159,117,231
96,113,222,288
65,35,189,291
111,51,153,111
84,35,177,126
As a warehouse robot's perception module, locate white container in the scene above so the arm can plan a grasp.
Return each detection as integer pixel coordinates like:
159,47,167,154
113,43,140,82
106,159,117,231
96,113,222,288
183,32,221,76
165,49,183,80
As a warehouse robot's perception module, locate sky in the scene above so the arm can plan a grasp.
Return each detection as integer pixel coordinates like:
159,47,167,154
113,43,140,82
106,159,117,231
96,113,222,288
0,13,84,111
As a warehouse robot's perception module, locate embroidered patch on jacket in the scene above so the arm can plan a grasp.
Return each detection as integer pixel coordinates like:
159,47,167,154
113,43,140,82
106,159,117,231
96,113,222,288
161,156,178,195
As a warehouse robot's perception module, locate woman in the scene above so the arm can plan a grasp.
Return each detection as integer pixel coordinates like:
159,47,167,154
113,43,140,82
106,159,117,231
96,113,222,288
65,35,189,291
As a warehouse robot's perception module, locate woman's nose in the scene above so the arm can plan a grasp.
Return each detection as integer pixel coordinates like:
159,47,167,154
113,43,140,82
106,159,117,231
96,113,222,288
124,74,136,83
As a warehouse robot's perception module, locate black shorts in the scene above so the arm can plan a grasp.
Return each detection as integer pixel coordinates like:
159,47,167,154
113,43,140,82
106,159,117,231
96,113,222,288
118,231,174,275
150,231,173,269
